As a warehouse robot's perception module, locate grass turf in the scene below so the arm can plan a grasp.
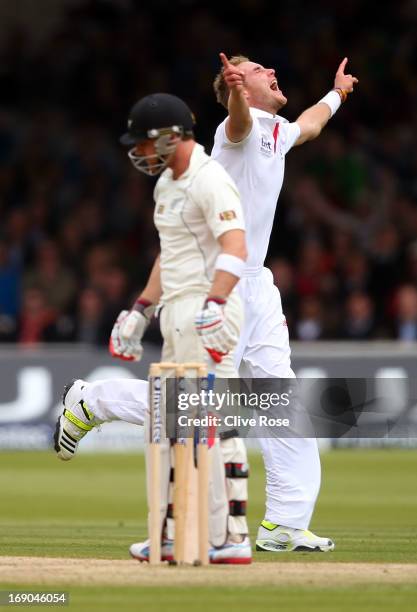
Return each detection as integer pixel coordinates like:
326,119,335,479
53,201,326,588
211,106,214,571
1,449,417,609
1,585,417,612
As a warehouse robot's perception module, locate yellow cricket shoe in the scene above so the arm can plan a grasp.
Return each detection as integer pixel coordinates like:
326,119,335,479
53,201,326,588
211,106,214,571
54,379,97,461
256,520,335,552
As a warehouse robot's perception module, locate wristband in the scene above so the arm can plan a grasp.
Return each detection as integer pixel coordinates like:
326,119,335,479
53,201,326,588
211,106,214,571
318,90,342,117
215,253,246,279
205,296,226,305
133,297,155,319
333,87,349,103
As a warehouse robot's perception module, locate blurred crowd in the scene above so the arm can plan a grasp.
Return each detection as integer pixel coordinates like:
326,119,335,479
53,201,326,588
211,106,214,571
1,0,417,345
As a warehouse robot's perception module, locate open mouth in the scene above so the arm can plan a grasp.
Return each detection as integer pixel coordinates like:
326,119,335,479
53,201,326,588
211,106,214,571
270,80,279,91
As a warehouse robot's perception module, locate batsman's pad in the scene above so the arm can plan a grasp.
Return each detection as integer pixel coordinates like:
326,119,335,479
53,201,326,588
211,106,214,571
208,437,229,547
164,436,229,548
165,464,175,541
220,436,249,536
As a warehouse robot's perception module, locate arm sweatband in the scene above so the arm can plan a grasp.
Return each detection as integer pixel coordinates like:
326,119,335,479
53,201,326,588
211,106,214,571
318,90,342,117
215,253,246,279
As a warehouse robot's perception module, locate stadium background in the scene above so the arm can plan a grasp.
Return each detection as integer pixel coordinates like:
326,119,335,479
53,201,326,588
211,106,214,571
1,0,416,452
1,0,417,346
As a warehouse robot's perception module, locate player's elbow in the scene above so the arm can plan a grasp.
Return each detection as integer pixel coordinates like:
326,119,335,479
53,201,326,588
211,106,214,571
234,231,248,262
227,241,247,262
231,243,248,263
297,120,322,144
305,123,322,141
227,124,251,144
219,229,247,261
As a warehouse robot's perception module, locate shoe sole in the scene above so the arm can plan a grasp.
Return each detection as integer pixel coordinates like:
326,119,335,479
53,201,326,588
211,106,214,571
256,542,334,553
130,550,252,565
53,416,62,454
54,379,75,453
54,380,81,459
130,553,174,563
131,555,251,564
210,557,252,564
54,415,79,460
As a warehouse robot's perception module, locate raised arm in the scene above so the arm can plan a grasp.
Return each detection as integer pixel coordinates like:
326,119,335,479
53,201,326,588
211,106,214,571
220,52,252,143
295,58,358,145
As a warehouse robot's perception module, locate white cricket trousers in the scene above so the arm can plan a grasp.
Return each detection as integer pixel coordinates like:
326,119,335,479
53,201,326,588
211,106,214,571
85,271,321,530
235,267,321,530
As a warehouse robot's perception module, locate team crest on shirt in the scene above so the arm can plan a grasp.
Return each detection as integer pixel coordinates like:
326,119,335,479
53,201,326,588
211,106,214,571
260,134,273,157
156,204,165,214
220,210,237,221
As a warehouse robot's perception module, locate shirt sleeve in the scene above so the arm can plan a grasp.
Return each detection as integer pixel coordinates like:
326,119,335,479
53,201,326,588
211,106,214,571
279,121,301,155
213,116,259,151
192,160,246,239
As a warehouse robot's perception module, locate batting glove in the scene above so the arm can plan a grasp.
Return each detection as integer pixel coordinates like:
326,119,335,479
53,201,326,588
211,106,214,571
194,298,239,363
109,300,154,362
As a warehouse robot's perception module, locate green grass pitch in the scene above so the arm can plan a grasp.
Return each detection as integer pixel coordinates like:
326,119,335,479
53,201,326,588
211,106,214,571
1,449,417,610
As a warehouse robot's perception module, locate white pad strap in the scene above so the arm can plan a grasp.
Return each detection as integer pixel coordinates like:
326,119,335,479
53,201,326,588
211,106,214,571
209,439,230,546
215,253,246,279
318,90,342,117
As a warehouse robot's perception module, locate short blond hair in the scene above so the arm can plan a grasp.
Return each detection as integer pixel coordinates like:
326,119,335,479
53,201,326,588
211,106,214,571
213,54,250,109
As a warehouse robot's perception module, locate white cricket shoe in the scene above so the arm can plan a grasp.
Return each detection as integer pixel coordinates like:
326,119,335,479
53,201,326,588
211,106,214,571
129,539,174,562
209,535,252,564
130,536,252,564
54,379,97,461
256,521,335,552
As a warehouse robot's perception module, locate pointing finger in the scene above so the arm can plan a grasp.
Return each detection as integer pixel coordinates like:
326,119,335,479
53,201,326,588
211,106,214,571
220,52,230,69
337,57,348,74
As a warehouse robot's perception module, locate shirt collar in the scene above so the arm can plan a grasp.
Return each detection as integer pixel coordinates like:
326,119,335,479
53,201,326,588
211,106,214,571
249,107,288,123
162,142,206,181
185,142,206,174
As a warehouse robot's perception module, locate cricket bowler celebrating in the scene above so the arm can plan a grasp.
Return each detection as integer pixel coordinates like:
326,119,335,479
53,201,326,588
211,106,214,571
56,92,252,564
210,53,357,553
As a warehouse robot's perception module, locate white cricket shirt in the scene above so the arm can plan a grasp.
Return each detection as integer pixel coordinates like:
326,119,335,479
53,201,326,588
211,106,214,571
212,108,300,268
154,143,245,302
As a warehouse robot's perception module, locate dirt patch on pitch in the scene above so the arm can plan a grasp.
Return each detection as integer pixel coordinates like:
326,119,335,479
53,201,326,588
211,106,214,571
1,556,417,587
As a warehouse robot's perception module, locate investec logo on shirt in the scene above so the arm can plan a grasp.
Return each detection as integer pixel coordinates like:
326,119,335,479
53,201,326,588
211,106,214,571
260,134,273,156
